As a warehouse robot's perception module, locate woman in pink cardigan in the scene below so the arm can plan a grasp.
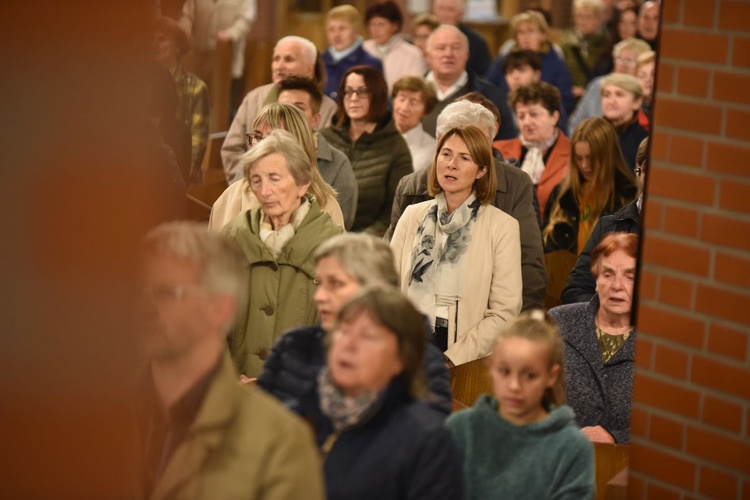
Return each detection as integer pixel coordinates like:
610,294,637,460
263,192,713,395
494,80,570,226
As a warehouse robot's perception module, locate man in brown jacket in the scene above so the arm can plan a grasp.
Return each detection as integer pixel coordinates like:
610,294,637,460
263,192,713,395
135,222,324,500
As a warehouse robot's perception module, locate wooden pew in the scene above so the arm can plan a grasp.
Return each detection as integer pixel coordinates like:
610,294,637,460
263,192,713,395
449,355,630,500
448,356,492,408
185,130,230,222
593,443,629,500
544,249,578,310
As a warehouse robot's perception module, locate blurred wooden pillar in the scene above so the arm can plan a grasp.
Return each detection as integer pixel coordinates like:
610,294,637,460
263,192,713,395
209,40,233,133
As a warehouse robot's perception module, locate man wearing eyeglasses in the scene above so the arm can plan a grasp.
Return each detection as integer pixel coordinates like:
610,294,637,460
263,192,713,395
221,35,338,181
561,138,648,305
135,222,324,500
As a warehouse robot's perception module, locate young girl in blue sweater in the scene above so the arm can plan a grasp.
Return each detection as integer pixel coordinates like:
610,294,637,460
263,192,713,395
446,310,595,500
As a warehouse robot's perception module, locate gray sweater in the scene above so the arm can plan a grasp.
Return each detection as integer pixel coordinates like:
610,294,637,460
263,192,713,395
447,395,594,500
549,296,636,444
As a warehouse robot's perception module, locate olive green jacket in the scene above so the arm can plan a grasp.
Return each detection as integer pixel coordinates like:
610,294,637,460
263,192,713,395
223,199,343,377
146,353,325,500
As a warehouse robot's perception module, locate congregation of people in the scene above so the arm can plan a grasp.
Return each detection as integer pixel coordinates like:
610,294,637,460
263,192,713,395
141,0,659,497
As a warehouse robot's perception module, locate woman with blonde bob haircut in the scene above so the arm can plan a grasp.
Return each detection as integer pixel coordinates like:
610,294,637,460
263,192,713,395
600,72,648,170
209,102,344,230
392,125,522,367
222,129,344,378
543,117,637,255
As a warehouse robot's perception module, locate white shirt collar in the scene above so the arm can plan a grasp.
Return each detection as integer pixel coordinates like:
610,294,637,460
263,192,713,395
425,71,469,101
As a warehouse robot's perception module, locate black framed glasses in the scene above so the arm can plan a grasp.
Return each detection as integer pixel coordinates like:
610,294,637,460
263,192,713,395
634,167,643,176
342,87,371,99
245,132,265,147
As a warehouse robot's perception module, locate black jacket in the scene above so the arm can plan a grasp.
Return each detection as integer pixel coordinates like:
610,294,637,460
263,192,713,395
561,199,641,304
256,323,453,416
299,375,463,500
543,172,638,254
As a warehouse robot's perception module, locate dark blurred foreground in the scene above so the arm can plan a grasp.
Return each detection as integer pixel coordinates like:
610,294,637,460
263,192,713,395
0,2,179,497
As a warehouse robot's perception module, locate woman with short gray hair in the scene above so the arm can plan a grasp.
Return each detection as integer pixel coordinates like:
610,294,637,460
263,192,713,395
222,130,343,378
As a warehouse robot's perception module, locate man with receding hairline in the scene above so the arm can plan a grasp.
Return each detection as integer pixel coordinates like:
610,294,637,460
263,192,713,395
421,25,517,140
221,36,338,180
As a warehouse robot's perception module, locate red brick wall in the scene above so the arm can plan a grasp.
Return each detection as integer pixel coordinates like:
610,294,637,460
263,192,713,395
630,1,750,498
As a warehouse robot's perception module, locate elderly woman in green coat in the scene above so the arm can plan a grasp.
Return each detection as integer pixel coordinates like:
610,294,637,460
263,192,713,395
223,130,344,378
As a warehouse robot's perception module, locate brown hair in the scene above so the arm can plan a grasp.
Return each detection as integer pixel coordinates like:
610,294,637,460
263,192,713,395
278,75,324,114
391,75,438,115
154,16,190,57
492,310,565,409
365,1,404,31
543,117,636,245
427,126,497,204
336,286,427,398
508,80,562,116
590,232,639,278
335,65,390,127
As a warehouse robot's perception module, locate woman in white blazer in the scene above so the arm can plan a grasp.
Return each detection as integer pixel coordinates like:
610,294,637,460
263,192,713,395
391,126,522,366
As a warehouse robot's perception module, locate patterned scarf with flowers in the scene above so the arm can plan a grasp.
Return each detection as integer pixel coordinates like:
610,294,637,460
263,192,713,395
407,192,481,329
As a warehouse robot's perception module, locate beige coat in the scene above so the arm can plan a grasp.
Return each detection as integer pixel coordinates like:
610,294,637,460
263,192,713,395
390,201,523,365
208,179,345,230
146,353,325,500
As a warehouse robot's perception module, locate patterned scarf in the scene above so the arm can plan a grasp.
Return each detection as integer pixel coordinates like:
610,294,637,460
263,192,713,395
519,128,558,185
259,198,310,259
317,367,378,432
407,192,480,327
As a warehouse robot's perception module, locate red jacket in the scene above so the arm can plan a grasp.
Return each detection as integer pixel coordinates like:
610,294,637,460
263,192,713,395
493,133,571,223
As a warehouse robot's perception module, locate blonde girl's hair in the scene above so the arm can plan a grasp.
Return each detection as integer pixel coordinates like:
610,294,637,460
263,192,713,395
510,10,550,39
251,102,337,208
492,309,565,408
543,117,636,246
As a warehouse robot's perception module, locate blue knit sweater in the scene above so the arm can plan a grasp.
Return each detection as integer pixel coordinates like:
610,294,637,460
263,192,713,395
446,395,595,500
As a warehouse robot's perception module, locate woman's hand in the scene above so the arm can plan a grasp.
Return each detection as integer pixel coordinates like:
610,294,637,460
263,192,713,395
239,374,257,385
581,425,615,443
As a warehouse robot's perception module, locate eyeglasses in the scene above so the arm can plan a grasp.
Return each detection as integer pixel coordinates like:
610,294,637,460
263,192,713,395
245,132,265,147
634,167,645,176
343,87,371,99
615,56,636,67
139,283,208,304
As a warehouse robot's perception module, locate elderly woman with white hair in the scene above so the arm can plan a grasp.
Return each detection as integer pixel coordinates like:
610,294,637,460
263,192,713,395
387,98,546,312
601,73,648,171
223,130,344,378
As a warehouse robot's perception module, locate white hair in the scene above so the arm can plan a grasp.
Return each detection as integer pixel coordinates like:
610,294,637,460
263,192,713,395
436,100,496,139
275,36,318,65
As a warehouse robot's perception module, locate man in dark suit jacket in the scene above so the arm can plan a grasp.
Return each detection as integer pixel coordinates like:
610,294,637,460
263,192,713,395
422,25,517,140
